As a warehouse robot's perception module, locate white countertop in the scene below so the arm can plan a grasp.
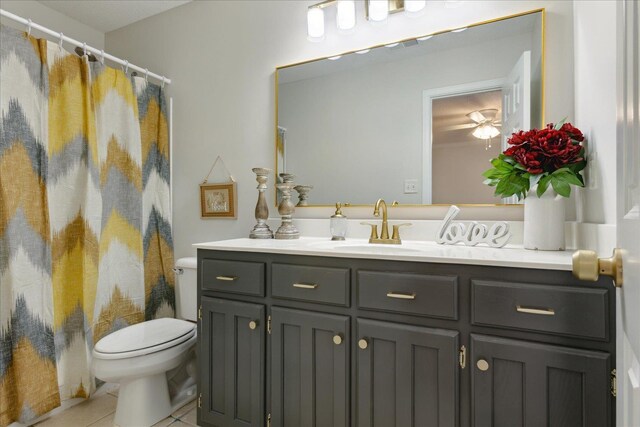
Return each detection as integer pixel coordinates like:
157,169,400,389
193,237,575,271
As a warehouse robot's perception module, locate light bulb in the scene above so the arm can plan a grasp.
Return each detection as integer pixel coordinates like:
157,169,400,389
405,0,426,13
337,0,356,31
355,49,370,54
307,7,325,41
416,35,433,41
451,27,468,33
328,55,342,60
473,124,500,140
368,0,389,22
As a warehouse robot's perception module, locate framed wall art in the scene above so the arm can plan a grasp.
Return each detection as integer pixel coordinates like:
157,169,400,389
200,182,237,218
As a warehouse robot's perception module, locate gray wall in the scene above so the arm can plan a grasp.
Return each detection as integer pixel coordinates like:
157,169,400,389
1,0,104,48
105,1,579,258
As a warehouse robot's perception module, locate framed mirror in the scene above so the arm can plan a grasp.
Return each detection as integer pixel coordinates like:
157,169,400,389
276,9,544,207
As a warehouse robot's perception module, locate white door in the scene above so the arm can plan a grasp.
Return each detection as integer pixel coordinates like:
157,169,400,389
616,1,640,425
501,50,531,151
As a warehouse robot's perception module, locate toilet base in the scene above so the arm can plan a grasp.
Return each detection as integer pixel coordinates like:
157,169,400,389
115,373,171,427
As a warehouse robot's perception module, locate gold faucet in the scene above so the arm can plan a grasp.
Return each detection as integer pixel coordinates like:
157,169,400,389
361,198,411,244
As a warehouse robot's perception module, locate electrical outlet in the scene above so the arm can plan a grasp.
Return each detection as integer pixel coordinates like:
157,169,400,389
404,179,418,194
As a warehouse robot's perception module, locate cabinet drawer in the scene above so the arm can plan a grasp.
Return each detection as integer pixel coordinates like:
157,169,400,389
472,280,609,340
271,263,350,306
201,259,265,296
357,270,458,319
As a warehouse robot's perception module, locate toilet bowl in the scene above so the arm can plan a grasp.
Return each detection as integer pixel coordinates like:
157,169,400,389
92,258,198,427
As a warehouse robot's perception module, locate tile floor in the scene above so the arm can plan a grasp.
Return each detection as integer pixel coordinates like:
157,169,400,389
33,385,198,427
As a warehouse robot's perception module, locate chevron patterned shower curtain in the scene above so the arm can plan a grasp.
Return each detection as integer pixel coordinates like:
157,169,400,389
0,25,174,426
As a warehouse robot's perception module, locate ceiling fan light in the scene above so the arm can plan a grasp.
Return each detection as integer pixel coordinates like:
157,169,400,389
307,7,325,41
368,0,389,22
473,124,500,140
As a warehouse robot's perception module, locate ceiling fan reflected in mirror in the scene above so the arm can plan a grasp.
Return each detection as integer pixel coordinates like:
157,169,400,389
442,108,501,150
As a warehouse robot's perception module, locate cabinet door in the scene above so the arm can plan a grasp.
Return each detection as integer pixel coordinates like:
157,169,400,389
356,318,460,427
270,307,350,427
199,297,265,427
471,334,611,427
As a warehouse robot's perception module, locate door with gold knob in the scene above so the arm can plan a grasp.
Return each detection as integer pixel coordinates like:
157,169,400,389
270,307,349,427
471,334,610,426
615,1,640,424
356,318,459,427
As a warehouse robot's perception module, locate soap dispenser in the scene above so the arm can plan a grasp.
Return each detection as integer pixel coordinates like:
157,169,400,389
330,202,348,240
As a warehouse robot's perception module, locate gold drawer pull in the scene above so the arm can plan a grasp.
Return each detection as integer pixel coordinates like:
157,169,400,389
516,305,555,316
216,275,238,281
293,283,318,289
386,291,416,300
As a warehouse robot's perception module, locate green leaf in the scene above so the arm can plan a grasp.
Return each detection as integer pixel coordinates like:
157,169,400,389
537,175,552,197
551,176,571,197
554,118,567,130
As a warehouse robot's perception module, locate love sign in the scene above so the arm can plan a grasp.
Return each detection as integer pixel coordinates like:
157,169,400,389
436,206,511,248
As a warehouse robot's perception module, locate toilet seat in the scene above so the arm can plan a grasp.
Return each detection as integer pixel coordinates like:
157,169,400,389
94,318,196,360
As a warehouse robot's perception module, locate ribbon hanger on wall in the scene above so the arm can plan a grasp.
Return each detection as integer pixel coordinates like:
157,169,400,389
202,155,235,184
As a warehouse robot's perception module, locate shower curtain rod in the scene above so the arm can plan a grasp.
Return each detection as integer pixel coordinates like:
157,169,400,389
0,9,171,85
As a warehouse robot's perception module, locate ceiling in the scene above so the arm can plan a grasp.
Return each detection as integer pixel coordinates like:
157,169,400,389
39,0,192,33
432,90,502,146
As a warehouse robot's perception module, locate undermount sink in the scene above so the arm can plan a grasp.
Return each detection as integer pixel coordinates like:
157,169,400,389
308,240,423,254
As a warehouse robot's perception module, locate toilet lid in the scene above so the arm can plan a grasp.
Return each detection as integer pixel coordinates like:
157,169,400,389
94,318,195,358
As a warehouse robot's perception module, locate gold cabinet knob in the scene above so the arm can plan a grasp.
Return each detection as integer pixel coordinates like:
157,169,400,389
476,359,489,371
333,334,343,345
572,248,623,287
249,320,258,330
358,338,369,350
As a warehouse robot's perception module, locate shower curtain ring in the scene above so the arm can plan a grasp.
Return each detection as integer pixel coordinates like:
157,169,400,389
161,76,166,89
26,19,32,37
100,49,105,64
82,42,87,57
124,60,129,74
145,68,149,83
58,32,64,48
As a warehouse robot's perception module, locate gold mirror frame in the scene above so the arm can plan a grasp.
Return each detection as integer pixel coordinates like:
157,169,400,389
275,8,546,208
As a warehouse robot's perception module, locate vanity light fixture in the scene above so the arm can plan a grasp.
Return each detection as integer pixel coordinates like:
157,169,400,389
307,6,325,41
405,0,426,13
307,0,426,41
336,0,356,31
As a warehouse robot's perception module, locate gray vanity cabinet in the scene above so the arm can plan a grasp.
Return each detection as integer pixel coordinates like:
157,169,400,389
471,334,611,427
198,297,265,427
197,250,615,427
356,318,459,427
270,307,350,427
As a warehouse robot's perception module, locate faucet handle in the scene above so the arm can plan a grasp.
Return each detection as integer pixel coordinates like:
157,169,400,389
391,223,412,241
360,222,379,240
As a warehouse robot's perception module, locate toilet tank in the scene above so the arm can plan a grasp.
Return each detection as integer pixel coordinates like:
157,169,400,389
175,257,197,322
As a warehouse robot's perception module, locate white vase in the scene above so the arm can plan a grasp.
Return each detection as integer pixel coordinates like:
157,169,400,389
523,189,566,250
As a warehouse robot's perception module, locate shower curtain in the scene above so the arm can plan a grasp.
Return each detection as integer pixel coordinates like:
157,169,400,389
0,24,174,426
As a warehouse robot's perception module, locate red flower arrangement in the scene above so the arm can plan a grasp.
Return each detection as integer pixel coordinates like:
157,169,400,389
483,121,587,199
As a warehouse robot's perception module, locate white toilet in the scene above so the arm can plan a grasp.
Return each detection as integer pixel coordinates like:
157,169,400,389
92,257,198,427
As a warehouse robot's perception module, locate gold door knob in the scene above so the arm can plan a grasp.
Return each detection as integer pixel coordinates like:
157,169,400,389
249,320,258,330
358,338,369,350
333,334,343,345
572,248,623,287
476,359,489,371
